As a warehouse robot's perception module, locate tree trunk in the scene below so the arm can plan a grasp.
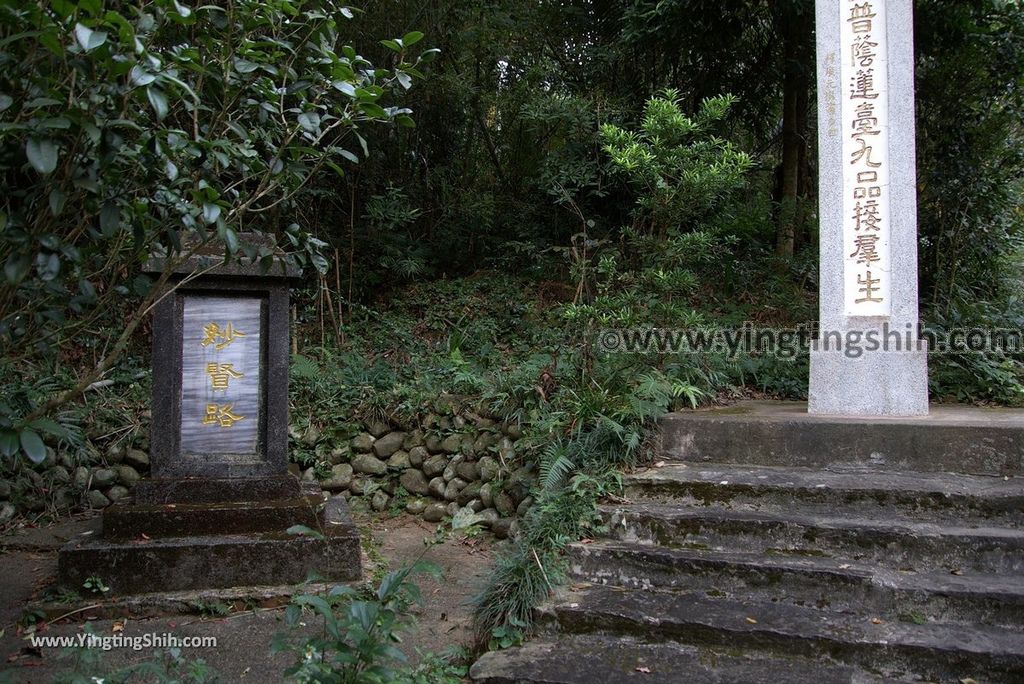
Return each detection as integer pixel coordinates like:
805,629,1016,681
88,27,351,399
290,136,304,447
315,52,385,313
775,5,812,259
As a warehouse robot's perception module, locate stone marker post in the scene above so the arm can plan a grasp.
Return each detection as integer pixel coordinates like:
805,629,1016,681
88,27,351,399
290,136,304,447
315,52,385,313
809,0,928,416
147,243,293,486
59,237,360,595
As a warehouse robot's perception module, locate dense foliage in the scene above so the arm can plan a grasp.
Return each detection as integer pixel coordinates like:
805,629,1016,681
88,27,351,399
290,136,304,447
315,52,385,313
915,0,1024,404
0,0,432,461
3,1,1021,444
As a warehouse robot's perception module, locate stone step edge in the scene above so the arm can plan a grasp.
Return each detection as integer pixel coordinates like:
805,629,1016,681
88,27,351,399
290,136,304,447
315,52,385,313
623,463,1024,506
566,540,1024,603
598,502,1024,544
469,633,888,684
540,584,1024,677
26,580,353,623
655,405,1024,477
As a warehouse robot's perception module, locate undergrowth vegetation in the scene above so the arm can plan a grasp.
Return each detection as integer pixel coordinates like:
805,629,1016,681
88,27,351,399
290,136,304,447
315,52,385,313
275,561,467,683
285,90,812,644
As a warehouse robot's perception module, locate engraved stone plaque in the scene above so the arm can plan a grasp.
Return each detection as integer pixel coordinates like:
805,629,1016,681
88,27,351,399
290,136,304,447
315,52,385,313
179,296,263,455
839,0,891,316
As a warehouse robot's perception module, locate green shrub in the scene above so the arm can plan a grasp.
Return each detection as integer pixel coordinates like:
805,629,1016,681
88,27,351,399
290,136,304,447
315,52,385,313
0,0,432,461
926,297,1024,405
600,89,753,239
273,561,444,683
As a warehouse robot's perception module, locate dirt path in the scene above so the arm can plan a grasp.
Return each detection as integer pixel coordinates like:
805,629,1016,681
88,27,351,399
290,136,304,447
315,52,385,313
0,512,496,683
369,514,494,659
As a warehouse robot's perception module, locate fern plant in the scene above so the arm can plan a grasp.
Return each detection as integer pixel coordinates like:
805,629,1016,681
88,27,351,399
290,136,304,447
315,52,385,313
538,440,576,491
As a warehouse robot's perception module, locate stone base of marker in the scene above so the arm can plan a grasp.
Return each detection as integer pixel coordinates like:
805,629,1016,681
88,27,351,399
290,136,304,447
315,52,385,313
809,335,928,417
58,479,360,595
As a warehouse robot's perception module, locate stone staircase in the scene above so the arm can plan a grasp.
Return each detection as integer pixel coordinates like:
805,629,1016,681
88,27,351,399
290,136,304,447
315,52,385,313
471,404,1024,683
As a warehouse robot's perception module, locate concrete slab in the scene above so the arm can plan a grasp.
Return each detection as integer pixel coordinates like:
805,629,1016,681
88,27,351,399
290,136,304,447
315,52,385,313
622,462,1024,520
58,497,360,595
679,400,1024,425
545,584,1024,681
569,540,1024,629
659,400,1024,475
470,634,883,684
601,502,1024,573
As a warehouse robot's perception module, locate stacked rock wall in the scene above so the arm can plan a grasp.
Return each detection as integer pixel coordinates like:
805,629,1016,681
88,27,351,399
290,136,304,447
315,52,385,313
2,410,533,539
298,413,533,538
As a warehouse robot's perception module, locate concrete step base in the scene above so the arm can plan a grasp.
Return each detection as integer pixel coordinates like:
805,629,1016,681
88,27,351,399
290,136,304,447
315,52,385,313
624,462,1024,523
600,503,1024,572
58,496,359,595
28,581,347,622
469,634,886,684
658,401,1024,476
133,476,304,504
568,540,1024,629
102,495,323,540
471,402,1024,682
538,584,1024,681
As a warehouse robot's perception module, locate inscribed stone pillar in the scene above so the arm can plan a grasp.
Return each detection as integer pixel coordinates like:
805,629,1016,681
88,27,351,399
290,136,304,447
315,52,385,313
809,0,928,416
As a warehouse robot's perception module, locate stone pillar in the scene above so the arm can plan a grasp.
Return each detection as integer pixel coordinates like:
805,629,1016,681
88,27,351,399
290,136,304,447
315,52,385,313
147,251,293,483
809,0,928,416
58,236,361,595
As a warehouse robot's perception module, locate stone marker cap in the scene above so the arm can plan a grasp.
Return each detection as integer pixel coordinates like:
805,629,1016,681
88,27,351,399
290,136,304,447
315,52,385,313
143,232,302,280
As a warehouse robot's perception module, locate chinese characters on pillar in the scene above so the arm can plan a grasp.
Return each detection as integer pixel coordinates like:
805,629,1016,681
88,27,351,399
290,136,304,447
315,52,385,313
180,297,262,454
841,0,891,316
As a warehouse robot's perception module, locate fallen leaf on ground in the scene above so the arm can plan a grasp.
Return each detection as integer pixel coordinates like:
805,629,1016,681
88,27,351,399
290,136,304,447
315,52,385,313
635,666,651,673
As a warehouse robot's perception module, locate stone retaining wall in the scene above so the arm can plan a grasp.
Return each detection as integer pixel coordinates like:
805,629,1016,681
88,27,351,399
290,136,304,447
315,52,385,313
295,412,532,539
2,411,532,539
